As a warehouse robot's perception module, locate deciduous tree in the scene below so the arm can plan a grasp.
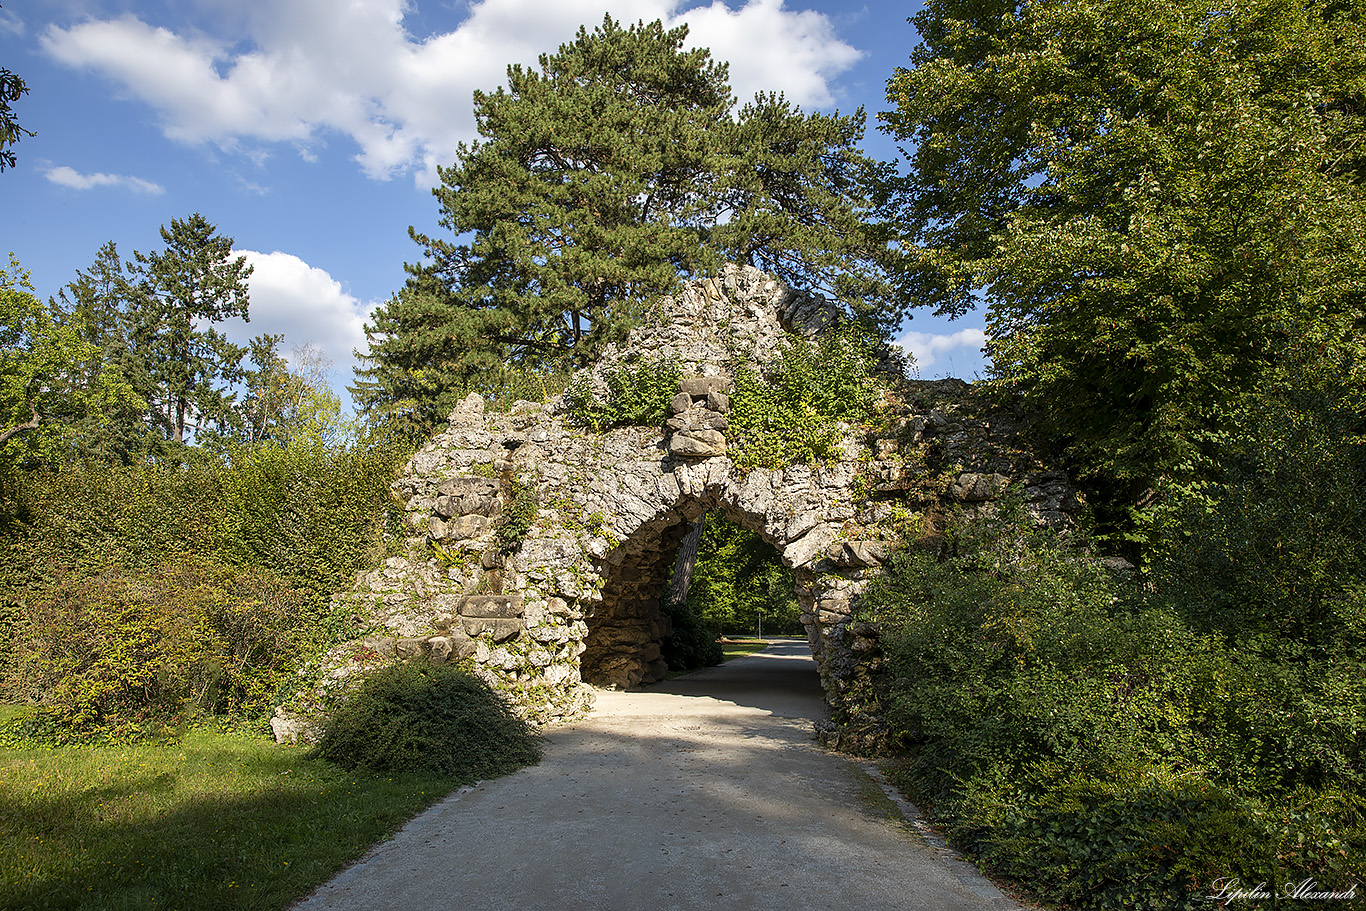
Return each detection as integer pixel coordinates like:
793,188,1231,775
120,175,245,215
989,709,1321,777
881,0,1366,523
0,255,139,469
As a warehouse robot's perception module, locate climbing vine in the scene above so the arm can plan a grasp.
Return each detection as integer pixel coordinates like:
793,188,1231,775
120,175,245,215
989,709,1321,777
562,354,681,431
728,327,889,470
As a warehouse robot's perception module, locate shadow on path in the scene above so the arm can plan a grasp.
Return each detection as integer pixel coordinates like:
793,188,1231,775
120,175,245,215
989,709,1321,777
292,639,1026,911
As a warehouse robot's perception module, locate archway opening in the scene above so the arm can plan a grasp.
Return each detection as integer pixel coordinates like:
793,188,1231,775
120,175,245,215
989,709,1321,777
579,504,812,690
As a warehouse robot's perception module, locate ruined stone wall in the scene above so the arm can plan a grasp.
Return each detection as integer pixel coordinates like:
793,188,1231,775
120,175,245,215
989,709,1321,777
272,265,1081,752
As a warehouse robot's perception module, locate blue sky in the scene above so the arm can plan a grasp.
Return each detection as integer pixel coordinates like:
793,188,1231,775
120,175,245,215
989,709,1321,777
2,0,989,404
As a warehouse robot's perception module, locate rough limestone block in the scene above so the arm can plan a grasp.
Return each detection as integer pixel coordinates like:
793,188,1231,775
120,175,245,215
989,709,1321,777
446,515,492,539
827,541,890,568
669,428,726,458
950,471,1010,502
460,594,525,619
679,376,729,397
461,617,523,642
782,524,839,569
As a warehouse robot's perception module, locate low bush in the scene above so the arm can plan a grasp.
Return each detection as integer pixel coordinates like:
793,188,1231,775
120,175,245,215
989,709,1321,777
7,558,302,742
315,661,542,779
867,501,1366,909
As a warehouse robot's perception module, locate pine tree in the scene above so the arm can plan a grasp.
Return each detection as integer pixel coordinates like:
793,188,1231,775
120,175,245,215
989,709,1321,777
356,16,900,435
127,213,253,446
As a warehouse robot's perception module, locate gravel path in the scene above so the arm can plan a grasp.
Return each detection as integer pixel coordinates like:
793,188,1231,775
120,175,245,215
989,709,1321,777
292,639,1028,911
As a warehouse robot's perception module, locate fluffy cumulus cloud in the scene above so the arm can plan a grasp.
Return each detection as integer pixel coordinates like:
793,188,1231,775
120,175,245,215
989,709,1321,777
220,251,378,395
39,0,860,184
44,165,164,194
897,328,990,377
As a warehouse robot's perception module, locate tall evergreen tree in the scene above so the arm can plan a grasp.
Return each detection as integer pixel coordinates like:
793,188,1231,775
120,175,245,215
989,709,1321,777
356,16,901,434
127,213,254,446
56,241,158,462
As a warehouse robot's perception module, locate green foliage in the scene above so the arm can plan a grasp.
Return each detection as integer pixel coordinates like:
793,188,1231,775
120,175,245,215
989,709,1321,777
881,0,1366,526
127,213,255,446
728,326,885,469
0,60,33,172
660,596,723,672
0,253,141,471
315,661,542,778
1149,346,1366,653
0,433,408,737
867,494,1365,908
562,354,681,431
686,513,800,636
494,479,539,553
361,15,901,429
8,558,302,742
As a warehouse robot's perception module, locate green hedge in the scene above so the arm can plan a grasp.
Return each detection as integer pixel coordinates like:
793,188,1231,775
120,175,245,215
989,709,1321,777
0,433,408,740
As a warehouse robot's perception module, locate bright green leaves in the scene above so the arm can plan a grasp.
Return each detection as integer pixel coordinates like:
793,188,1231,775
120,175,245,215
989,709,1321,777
561,354,681,432
0,254,141,471
728,327,886,470
882,0,1366,522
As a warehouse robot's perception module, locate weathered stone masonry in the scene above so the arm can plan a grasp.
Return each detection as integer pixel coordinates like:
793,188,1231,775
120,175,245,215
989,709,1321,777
272,264,1081,752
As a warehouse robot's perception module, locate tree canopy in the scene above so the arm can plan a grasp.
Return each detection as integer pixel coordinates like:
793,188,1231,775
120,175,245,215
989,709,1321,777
126,213,254,446
0,255,139,470
356,15,901,435
881,0,1366,517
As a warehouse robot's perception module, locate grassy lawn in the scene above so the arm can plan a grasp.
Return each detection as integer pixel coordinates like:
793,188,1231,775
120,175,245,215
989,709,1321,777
719,637,769,661
0,725,464,911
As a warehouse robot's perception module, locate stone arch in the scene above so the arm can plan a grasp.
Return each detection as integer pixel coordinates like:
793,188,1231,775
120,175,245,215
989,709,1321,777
274,266,1082,751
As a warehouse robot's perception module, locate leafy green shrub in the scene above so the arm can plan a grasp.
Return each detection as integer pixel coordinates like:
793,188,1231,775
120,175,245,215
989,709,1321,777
563,354,681,431
867,498,1366,909
6,558,302,742
661,597,723,671
728,326,884,469
315,661,542,779
0,433,409,740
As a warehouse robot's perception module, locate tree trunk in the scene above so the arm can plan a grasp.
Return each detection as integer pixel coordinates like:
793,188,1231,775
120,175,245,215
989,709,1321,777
665,514,706,607
0,399,40,447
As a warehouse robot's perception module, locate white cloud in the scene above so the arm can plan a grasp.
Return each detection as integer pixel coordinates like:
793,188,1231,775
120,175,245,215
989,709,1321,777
0,7,24,37
897,327,989,376
40,0,861,184
44,165,165,194
220,251,379,396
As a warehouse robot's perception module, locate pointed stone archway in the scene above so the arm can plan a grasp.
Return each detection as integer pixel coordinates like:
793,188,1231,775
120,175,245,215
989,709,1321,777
274,266,1080,751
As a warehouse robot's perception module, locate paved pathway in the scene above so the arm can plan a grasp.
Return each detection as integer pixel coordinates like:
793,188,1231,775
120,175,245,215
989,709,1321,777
292,639,1027,911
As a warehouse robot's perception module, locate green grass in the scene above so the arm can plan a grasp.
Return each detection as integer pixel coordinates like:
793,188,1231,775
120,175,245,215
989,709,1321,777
719,638,769,661
0,727,470,911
